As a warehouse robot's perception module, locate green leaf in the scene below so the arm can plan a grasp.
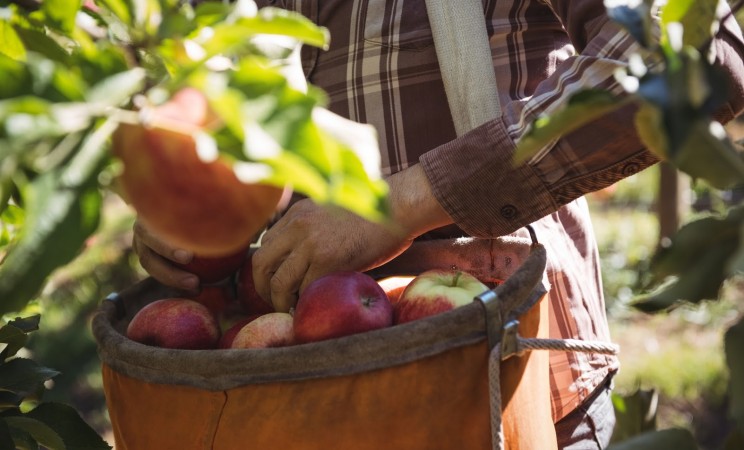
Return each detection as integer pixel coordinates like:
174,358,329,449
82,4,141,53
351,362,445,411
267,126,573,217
0,53,30,99
605,0,656,48
94,0,132,29
13,26,70,65
195,8,328,63
726,317,744,437
0,316,40,360
4,416,65,450
0,418,17,449
25,403,112,450
611,389,658,443
647,208,744,281
40,0,80,35
7,316,40,334
243,7,329,49
0,358,59,397
85,68,146,107
672,119,744,190
6,423,37,450
631,242,734,311
0,325,28,361
632,207,744,311
0,119,115,315
607,428,697,450
661,0,718,50
513,89,622,165
0,19,27,62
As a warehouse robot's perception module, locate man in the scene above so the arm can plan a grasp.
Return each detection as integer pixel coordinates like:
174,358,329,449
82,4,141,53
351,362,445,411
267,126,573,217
135,0,744,447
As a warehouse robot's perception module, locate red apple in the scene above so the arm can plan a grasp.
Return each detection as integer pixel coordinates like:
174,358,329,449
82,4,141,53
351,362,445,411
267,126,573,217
126,298,221,349
393,270,489,324
293,271,393,344
175,247,248,284
230,312,294,349
111,88,287,257
236,256,275,316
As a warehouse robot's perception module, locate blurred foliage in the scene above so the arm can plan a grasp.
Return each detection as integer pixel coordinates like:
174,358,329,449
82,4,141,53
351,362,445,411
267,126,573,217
0,0,389,317
0,0,389,447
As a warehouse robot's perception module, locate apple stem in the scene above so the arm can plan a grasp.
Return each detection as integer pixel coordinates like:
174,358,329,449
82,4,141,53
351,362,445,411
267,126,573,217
452,271,462,287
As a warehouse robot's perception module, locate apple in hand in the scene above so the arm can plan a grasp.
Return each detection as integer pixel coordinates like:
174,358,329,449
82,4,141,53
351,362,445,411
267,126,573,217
230,312,295,349
236,256,275,316
294,271,393,344
126,298,221,349
393,270,489,324
174,246,248,284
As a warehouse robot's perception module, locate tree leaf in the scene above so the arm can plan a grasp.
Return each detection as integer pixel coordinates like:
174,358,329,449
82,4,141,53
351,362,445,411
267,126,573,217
6,423,37,450
631,242,734,311
0,316,40,360
604,0,656,48
513,89,622,165
0,325,29,361
0,119,116,316
4,416,65,450
726,317,744,437
661,0,718,50
13,26,70,65
0,20,27,62
648,208,744,281
0,358,59,397
7,316,40,334
25,403,112,450
0,418,17,449
607,428,697,450
672,119,744,190
611,388,658,443
40,0,80,35
85,68,146,107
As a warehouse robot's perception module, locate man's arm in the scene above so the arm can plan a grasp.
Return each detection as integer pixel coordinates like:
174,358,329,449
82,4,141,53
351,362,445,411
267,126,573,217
251,164,453,311
420,0,744,239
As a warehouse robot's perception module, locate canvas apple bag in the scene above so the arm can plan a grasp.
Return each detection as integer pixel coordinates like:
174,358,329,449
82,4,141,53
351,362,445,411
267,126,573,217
92,233,559,450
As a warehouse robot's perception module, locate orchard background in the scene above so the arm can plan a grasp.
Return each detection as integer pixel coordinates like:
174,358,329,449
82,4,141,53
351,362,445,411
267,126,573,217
1,0,744,449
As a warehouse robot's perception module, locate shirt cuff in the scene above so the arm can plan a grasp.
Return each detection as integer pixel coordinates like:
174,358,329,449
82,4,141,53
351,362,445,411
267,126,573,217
419,118,557,238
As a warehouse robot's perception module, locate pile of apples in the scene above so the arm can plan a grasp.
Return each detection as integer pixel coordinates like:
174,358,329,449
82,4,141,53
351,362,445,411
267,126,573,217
125,251,493,350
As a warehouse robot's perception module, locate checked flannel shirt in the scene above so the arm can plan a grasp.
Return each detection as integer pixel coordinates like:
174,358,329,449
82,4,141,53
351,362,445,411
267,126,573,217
255,0,744,421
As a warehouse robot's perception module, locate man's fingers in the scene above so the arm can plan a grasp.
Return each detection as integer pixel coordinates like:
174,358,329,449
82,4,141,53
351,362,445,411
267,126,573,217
133,237,199,291
269,254,309,312
133,220,193,264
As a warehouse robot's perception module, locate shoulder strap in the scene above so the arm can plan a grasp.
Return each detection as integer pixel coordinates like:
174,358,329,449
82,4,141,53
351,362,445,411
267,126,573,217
424,0,502,136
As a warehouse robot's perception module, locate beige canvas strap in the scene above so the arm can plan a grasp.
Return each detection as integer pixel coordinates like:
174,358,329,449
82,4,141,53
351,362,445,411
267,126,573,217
424,0,502,136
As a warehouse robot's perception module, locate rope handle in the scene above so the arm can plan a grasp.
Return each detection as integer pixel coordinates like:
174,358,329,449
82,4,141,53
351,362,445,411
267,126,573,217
488,319,619,450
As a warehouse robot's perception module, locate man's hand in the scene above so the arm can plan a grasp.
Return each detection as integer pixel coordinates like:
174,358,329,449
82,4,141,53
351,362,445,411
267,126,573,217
132,220,199,292
252,164,453,312
251,199,413,312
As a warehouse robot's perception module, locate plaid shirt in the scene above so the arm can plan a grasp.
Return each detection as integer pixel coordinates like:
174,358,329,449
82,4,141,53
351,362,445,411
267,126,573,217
257,0,744,421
